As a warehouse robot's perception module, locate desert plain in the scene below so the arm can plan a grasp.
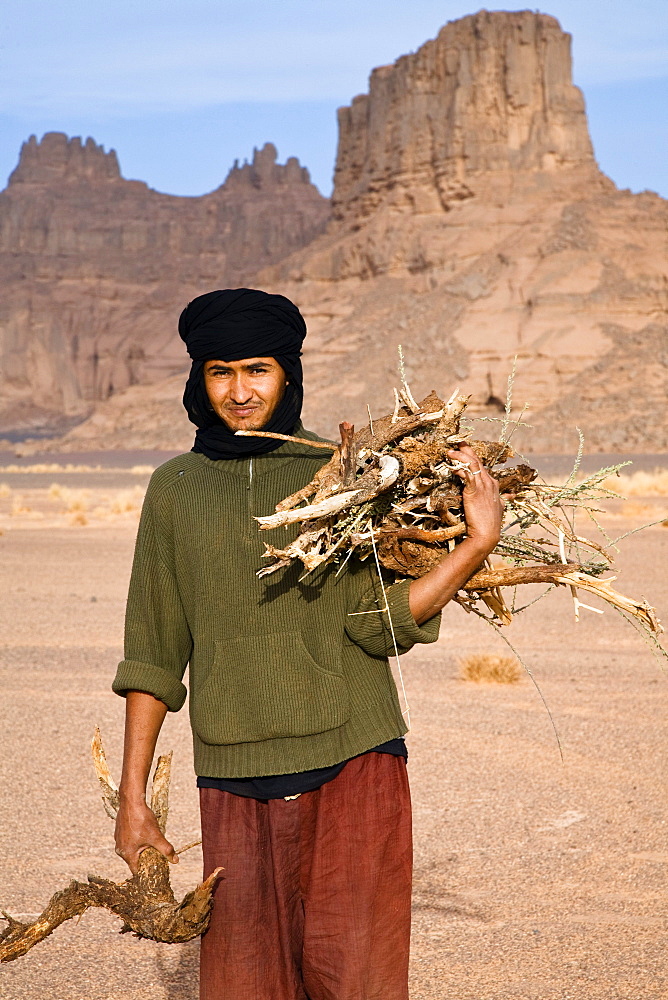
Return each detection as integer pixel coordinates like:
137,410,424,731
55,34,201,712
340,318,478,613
0,451,667,1000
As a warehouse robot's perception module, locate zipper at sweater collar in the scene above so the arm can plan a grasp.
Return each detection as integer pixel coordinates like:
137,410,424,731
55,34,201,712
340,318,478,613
245,457,254,536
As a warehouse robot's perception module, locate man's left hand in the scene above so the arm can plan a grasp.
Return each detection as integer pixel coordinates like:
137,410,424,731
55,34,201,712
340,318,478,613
446,444,504,553
407,444,505,624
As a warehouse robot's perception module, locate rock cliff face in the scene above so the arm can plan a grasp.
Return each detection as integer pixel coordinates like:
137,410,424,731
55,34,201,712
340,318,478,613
8,11,668,454
255,10,667,453
332,11,595,221
0,134,329,432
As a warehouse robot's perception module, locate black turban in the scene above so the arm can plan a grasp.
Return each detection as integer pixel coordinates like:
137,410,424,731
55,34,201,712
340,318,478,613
178,288,306,460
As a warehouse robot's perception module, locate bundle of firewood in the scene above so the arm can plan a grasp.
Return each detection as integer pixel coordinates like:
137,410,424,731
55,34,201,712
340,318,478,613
239,384,661,635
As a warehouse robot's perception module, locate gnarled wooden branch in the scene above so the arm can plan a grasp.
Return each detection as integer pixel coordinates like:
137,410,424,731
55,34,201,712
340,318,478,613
149,752,172,835
91,727,120,821
0,848,221,962
0,731,222,962
363,524,466,544
554,572,661,633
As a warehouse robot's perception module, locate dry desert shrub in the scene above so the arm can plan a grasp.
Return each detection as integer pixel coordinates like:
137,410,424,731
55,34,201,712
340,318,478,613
601,468,668,497
44,484,144,522
109,488,143,514
66,494,88,514
620,501,657,519
92,486,144,519
46,486,90,514
0,462,103,474
11,495,31,516
8,495,43,519
0,462,155,475
0,482,11,499
459,653,522,685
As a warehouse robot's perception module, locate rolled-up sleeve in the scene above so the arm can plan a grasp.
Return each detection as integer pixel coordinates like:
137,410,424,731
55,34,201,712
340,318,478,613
345,575,441,659
112,488,192,711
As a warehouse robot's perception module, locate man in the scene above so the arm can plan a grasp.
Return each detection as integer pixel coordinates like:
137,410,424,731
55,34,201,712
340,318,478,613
113,288,503,1000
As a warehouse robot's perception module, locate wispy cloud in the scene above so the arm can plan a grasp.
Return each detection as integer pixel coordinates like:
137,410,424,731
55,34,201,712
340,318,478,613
1,0,666,118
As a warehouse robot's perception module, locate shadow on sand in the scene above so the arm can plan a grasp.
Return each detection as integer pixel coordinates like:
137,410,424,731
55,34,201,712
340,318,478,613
155,939,199,999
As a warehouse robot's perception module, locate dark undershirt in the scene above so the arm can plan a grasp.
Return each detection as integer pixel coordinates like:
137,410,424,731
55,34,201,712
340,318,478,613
197,739,407,800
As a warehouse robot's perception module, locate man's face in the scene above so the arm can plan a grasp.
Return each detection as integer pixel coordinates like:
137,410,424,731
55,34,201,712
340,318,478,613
203,357,288,432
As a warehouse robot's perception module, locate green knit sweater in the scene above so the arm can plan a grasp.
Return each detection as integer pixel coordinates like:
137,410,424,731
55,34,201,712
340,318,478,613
112,429,441,778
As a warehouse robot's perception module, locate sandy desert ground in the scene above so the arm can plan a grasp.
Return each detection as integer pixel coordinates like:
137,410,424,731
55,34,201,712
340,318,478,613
0,456,667,1000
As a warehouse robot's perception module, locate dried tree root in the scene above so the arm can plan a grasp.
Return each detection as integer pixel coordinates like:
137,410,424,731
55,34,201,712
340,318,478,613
257,454,402,530
0,849,222,962
462,563,581,589
554,572,661,633
365,524,467,543
256,391,513,537
0,731,222,962
466,566,660,632
456,561,659,632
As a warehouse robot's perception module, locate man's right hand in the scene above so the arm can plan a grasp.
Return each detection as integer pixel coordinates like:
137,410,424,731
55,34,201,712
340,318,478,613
114,797,178,874
115,690,175,874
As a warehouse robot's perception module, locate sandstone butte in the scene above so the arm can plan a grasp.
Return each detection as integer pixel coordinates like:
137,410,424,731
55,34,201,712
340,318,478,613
2,9,667,454
0,138,329,438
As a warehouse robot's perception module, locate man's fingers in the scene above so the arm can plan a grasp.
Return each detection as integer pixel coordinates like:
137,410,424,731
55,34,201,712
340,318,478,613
137,840,179,865
447,445,481,462
446,447,484,481
160,838,179,864
139,834,179,864
115,845,139,875
115,835,178,873
447,448,487,493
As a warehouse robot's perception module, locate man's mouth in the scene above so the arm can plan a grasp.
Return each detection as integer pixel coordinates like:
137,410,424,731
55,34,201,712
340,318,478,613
228,405,260,417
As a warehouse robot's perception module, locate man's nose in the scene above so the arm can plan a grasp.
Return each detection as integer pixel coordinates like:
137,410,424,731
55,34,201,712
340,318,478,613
229,374,253,403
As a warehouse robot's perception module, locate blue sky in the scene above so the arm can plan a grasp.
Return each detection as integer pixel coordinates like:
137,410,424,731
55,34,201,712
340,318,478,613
1,1,666,198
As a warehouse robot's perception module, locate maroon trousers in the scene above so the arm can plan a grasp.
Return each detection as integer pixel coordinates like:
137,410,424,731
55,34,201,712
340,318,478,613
199,752,412,1000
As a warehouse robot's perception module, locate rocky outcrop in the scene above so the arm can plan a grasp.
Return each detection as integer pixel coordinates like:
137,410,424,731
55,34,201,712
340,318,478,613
8,132,122,185
332,11,596,221
0,135,329,432
255,11,667,452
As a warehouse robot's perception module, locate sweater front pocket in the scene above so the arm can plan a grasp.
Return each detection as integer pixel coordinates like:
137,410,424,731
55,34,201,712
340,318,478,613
193,632,350,746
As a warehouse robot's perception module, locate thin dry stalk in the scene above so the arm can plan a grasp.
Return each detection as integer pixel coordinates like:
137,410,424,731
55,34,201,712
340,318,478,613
235,430,335,450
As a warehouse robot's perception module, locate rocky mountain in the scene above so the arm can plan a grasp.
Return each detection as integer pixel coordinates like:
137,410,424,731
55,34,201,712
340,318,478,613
0,135,329,434
258,10,667,453
7,10,668,455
